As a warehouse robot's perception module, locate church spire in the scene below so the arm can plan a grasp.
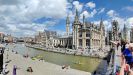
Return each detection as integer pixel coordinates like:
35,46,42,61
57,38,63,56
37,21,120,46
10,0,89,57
83,14,85,28
123,24,127,40
100,17,105,35
66,15,70,24
100,17,104,30
74,9,79,22
100,17,103,27
66,14,70,36
76,9,78,18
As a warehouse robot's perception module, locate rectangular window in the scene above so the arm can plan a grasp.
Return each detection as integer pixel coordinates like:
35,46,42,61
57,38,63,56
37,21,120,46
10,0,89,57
79,39,82,46
79,32,82,37
86,32,90,37
86,39,90,46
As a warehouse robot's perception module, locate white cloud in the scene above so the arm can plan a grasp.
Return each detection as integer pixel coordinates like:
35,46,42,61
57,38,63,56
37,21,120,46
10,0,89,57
93,20,111,31
127,17,133,27
0,0,69,37
86,2,96,9
56,30,66,36
80,11,90,19
80,9,97,19
98,8,105,14
91,9,97,17
73,1,83,12
107,10,118,17
68,11,75,23
7,24,19,32
123,6,133,12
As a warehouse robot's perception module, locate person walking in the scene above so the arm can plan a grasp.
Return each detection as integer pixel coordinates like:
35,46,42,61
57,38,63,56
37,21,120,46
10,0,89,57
13,65,17,75
121,40,126,53
117,42,120,50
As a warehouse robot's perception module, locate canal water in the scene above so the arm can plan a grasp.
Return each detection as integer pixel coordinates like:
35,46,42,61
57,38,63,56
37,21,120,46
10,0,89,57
6,43,103,73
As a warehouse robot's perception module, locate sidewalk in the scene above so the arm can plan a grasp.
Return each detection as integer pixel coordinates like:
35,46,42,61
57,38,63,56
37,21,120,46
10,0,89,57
115,47,122,67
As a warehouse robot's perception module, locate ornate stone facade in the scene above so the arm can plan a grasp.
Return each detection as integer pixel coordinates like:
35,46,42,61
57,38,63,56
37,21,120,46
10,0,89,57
123,24,128,41
72,9,105,50
35,31,47,47
112,20,119,41
34,10,105,50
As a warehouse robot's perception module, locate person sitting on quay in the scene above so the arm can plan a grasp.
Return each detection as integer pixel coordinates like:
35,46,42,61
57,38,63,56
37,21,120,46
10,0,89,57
23,54,29,58
27,67,33,72
62,65,70,70
15,51,18,54
12,50,14,52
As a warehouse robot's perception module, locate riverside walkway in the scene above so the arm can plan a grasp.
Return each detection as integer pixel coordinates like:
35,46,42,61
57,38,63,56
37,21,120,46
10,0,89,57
115,47,122,70
3,49,91,75
105,45,122,75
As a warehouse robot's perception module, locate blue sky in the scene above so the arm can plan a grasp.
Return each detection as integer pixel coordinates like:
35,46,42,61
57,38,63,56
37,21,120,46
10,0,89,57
0,0,133,37
33,0,133,34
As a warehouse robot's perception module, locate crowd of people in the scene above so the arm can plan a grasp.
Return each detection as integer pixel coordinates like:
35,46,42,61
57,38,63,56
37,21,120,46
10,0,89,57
117,40,133,75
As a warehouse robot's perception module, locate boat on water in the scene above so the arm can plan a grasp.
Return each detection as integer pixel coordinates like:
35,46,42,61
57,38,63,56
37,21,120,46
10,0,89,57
35,55,43,59
73,61,83,65
31,55,43,60
31,57,36,60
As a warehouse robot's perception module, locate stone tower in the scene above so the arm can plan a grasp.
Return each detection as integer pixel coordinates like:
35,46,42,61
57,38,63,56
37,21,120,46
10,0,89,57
72,9,81,49
83,14,85,28
66,15,70,36
82,14,86,49
100,18,105,48
123,24,128,41
112,20,119,41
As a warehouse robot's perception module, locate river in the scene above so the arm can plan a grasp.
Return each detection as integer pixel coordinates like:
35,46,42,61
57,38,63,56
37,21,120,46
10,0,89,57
6,43,103,73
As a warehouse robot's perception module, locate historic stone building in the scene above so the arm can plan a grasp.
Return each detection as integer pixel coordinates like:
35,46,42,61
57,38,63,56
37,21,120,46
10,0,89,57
72,9,105,50
66,15,70,36
112,20,119,41
4,34,13,43
24,37,35,43
58,35,72,48
35,10,105,50
0,32,4,43
35,31,47,47
122,24,128,41
45,14,73,49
